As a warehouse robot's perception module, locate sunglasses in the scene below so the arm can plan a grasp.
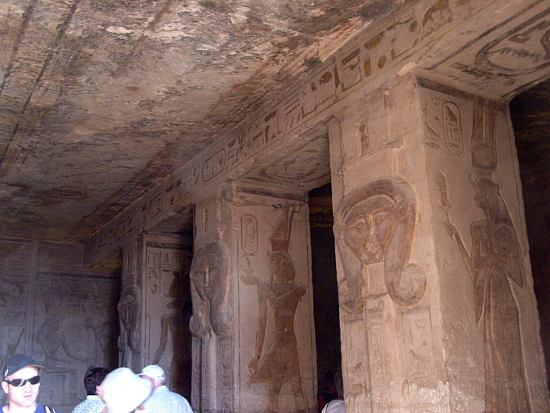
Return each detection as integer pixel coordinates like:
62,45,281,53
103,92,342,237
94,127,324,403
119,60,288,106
4,375,41,387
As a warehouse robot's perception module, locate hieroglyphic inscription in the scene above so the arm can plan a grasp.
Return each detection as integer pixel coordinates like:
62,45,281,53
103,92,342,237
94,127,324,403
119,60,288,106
471,98,498,170
241,214,258,255
86,0,463,262
402,307,437,389
421,88,469,155
367,304,391,410
147,249,161,295
191,338,202,409
203,149,227,182
218,336,233,412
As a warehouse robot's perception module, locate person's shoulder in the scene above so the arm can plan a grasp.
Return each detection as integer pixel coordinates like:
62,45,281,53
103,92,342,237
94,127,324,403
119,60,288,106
36,403,62,413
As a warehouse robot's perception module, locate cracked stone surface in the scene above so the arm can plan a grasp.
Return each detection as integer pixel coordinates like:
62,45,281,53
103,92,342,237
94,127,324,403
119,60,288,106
0,0,548,243
0,0,396,241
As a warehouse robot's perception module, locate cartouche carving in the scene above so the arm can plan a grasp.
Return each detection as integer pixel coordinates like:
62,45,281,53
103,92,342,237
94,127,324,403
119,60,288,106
334,177,426,311
439,173,530,412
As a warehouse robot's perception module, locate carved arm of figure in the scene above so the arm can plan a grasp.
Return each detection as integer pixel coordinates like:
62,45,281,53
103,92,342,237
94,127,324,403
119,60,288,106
444,221,475,282
61,337,87,362
153,312,172,364
243,274,305,308
241,273,267,370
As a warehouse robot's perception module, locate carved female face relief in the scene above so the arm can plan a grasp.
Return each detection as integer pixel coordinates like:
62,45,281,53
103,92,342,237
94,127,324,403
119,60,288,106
191,252,220,301
118,294,137,330
343,194,399,265
335,177,426,308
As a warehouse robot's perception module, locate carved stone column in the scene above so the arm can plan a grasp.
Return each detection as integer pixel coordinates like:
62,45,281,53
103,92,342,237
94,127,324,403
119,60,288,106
189,194,234,413
119,233,192,398
329,73,549,412
189,186,317,412
119,238,143,371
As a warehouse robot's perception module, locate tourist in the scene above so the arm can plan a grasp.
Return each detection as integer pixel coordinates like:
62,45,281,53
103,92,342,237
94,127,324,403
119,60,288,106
139,365,192,413
321,370,345,413
1,354,60,413
71,366,110,413
100,368,151,413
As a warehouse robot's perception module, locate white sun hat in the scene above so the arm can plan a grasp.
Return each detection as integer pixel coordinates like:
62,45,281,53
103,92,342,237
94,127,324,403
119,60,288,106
100,367,152,413
139,365,166,382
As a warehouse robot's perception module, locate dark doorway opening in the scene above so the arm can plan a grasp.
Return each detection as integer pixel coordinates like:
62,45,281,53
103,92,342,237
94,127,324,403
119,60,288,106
309,183,342,412
510,78,550,390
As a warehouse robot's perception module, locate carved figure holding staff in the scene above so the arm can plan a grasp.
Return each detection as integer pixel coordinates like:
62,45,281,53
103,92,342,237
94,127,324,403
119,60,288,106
241,205,307,413
436,172,530,413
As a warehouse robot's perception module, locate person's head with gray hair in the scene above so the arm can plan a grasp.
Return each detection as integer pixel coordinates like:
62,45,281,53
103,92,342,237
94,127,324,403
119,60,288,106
100,367,152,413
139,365,166,390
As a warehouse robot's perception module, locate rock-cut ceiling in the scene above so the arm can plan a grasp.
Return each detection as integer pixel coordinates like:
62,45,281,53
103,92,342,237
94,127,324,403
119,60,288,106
1,0,549,245
0,0,398,242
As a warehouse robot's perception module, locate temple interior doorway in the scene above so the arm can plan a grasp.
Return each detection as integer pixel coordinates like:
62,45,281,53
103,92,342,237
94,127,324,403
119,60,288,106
510,78,550,391
309,183,342,412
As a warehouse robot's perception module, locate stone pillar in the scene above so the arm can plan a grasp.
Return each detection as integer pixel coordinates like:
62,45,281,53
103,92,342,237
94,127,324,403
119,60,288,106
140,234,193,397
119,237,143,371
119,233,192,398
189,194,234,413
329,74,549,412
189,185,317,412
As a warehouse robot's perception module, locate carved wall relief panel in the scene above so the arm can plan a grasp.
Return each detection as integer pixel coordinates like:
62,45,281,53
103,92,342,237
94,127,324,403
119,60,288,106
334,177,426,311
189,241,232,412
143,241,192,398
240,205,307,412
430,0,550,97
0,239,32,364
437,171,531,412
0,239,119,411
34,272,118,411
238,200,315,413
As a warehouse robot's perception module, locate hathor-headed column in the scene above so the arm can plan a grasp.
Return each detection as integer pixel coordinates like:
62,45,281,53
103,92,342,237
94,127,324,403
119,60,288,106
328,74,549,412
195,185,317,413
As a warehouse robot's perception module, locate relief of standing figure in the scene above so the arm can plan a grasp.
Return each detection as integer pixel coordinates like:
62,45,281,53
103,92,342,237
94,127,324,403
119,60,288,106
241,204,307,413
437,173,530,413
